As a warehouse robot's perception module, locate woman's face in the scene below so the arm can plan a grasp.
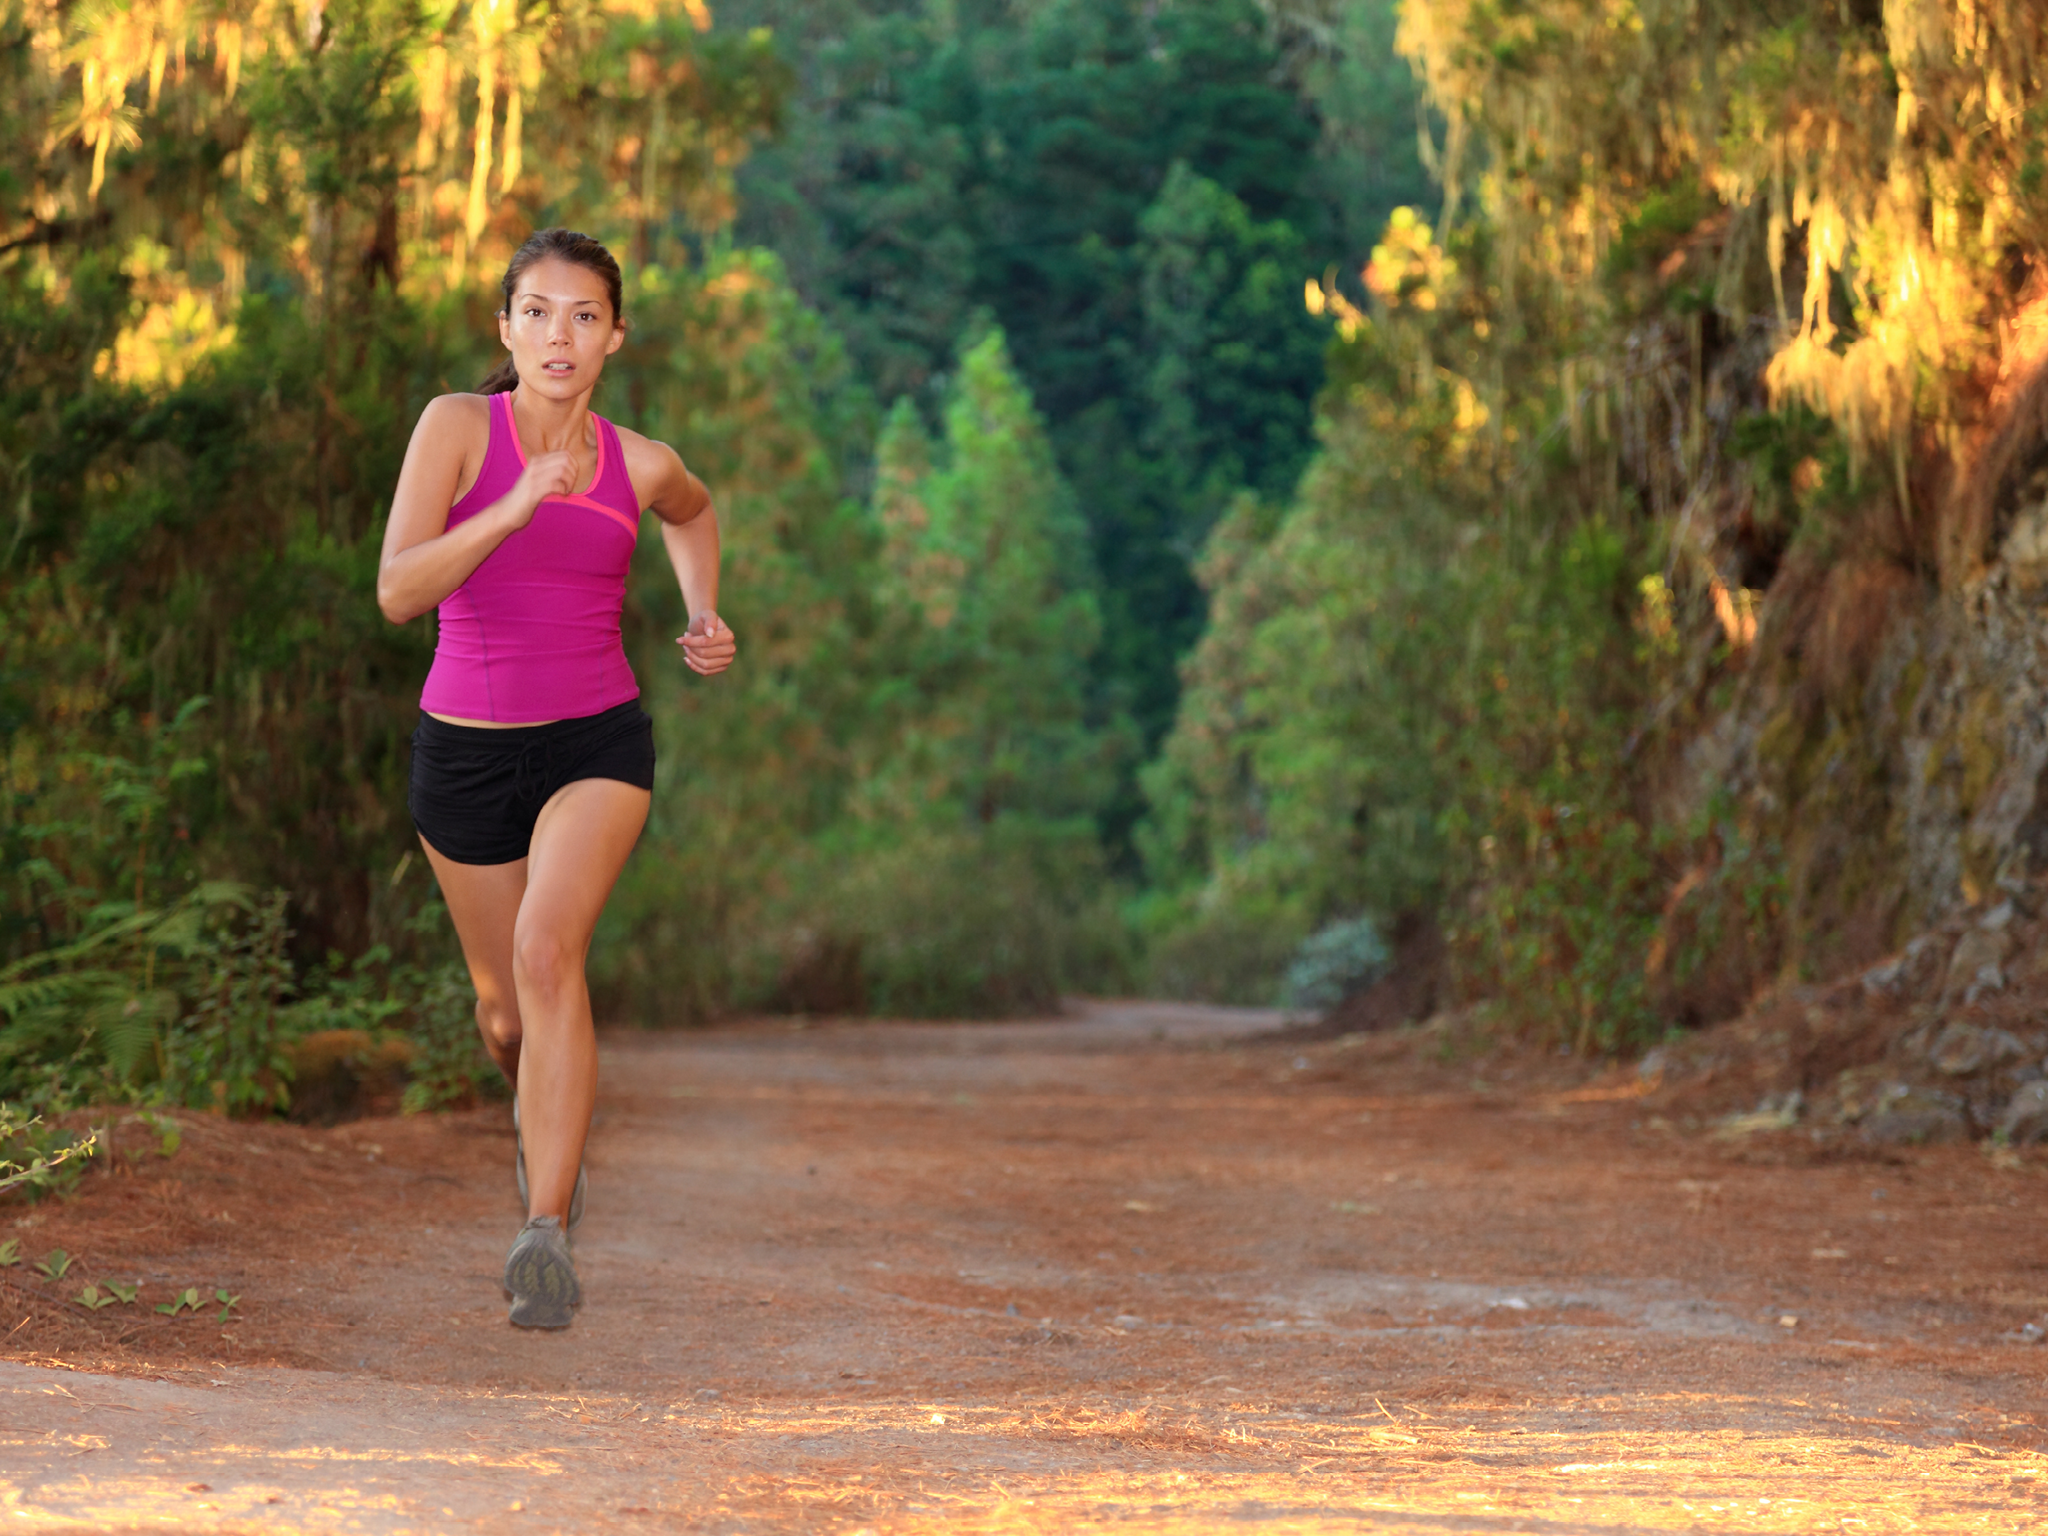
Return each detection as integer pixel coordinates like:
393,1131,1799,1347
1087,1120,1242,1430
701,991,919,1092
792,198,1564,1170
497,255,624,400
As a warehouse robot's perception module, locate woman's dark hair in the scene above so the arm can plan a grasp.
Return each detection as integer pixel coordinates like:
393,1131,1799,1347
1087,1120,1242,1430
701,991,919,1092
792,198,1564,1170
477,228,626,395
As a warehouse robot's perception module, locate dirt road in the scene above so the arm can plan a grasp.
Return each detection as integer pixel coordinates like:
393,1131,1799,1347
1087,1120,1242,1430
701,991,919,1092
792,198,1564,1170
2,1001,2045,1531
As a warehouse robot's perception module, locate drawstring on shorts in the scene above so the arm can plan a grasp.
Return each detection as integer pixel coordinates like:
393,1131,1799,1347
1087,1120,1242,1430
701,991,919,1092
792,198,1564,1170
512,734,560,806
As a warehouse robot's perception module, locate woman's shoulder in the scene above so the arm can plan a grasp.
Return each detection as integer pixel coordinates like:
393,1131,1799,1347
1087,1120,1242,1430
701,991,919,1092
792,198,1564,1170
417,392,495,430
605,420,696,515
605,417,664,452
608,419,686,476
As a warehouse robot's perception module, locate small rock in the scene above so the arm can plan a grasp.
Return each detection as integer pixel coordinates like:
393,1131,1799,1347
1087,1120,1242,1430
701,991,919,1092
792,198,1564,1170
1833,1065,1897,1125
1926,1023,2029,1077
1865,933,1944,1000
1717,1092,1801,1137
1999,1081,2048,1145
1859,1087,1969,1146
1638,1047,1671,1083
1964,965,2008,1005
1981,900,2016,931
1943,927,2014,1005
1861,956,1906,997
2018,1321,2046,1345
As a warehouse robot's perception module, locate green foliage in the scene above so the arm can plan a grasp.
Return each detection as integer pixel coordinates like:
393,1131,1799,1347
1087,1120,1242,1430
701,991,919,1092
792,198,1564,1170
1136,0,2004,1045
672,326,1124,1017
1282,916,1390,1013
164,891,298,1114
812,824,1105,1018
7,0,1177,1104
14,0,1723,1097
1278,0,1431,261
1456,787,1664,1055
156,1285,202,1316
594,248,880,1023
1139,183,1686,1043
0,883,248,1109
1140,898,1304,1008
845,330,1116,1011
387,942,498,1115
0,872,498,1113
869,330,1108,827
730,0,1426,842
1729,404,1854,558
0,692,498,1110
0,1107,98,1199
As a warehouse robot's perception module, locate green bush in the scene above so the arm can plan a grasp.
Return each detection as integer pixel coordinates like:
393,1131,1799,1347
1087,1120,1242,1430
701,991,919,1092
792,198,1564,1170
0,1106,99,1201
1282,916,1391,1012
1139,893,1306,1006
822,822,1119,1018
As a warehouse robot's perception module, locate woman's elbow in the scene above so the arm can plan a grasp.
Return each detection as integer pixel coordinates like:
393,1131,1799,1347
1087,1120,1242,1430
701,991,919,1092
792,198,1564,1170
376,571,419,625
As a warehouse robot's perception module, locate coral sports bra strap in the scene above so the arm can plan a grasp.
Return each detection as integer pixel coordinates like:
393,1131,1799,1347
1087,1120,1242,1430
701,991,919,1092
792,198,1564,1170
491,395,641,538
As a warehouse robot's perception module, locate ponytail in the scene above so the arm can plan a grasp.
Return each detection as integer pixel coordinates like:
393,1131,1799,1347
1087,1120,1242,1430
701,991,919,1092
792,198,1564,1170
478,355,521,395
475,228,627,395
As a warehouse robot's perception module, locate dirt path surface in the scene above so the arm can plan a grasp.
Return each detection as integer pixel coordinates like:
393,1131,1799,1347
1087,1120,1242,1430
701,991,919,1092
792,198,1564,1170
3,1000,2046,1532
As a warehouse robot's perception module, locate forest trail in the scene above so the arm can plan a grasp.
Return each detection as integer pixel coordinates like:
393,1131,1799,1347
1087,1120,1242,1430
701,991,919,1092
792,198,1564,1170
2,1001,2044,1532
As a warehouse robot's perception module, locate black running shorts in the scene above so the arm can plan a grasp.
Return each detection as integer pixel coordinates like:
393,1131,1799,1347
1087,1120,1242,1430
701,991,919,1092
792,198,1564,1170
408,700,656,866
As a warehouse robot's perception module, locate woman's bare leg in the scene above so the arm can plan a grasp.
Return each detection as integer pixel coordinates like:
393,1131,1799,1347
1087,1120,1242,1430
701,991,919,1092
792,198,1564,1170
509,778,650,1223
420,846,527,1086
420,777,648,1225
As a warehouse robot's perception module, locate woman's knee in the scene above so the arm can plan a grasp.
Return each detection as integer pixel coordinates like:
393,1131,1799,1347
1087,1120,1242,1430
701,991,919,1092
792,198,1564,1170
474,994,522,1051
512,926,581,1000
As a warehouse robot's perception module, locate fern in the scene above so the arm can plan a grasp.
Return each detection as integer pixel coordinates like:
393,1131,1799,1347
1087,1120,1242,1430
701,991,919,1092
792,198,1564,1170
0,885,254,1101
81,989,180,1081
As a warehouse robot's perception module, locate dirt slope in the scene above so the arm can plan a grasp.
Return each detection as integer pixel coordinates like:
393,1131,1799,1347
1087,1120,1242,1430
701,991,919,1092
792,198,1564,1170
1,1000,2043,1532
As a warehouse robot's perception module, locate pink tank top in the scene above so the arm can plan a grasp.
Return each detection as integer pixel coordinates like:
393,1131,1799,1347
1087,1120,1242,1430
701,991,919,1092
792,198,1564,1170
420,392,643,723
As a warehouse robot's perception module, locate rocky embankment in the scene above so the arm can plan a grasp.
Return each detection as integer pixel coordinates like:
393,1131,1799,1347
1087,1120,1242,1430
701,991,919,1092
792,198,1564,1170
1648,890,2048,1145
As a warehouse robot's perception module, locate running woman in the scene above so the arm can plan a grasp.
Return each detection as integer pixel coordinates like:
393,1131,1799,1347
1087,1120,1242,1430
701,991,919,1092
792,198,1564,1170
377,228,734,1329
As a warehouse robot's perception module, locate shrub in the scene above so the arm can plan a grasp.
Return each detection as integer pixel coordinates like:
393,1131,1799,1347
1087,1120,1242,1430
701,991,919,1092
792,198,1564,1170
1282,916,1392,1012
1140,893,1306,1005
0,1107,98,1200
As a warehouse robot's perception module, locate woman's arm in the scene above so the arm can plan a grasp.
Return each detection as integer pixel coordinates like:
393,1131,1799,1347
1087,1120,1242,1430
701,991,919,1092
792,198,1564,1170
376,395,579,624
633,435,735,677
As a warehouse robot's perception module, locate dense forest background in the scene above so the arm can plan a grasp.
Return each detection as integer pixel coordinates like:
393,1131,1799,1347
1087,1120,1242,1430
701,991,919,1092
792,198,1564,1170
9,0,2048,1118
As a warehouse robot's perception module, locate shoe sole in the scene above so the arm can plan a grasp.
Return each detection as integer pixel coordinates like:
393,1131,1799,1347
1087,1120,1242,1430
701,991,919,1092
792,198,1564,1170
503,1234,582,1330
508,1288,576,1329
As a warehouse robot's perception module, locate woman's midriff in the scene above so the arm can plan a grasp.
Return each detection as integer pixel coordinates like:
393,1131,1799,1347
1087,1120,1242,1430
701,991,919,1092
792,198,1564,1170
425,712,563,728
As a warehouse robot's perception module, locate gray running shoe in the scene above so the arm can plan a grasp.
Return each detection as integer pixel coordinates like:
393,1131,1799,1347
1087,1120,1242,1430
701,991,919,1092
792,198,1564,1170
503,1215,581,1329
512,1099,587,1231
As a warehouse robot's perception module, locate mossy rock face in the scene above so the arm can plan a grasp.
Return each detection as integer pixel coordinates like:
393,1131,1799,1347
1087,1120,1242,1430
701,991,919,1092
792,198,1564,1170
1751,704,1811,791
1955,690,2007,817
284,1029,417,1125
1856,1085,1969,1145
1684,574,2048,975
1892,656,1927,731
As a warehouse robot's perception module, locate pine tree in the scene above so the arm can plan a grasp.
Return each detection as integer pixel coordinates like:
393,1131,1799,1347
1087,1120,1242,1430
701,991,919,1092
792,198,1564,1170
874,328,1107,830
